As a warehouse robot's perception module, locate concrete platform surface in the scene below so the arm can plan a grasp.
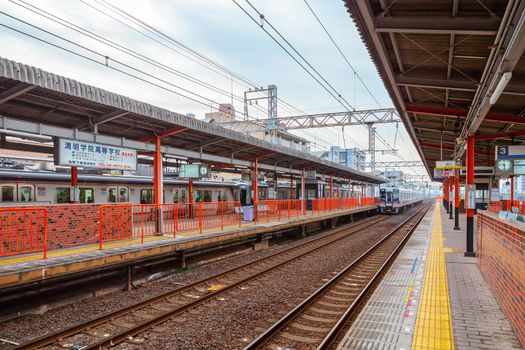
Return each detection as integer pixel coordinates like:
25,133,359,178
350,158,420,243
337,201,524,350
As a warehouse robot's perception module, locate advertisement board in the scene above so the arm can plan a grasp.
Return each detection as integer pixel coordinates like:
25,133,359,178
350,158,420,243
55,138,137,170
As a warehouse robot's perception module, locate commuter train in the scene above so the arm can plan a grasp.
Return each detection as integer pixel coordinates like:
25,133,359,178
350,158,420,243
0,169,297,206
378,186,424,214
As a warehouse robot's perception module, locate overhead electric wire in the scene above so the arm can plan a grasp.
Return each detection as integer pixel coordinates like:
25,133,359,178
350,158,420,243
302,0,383,108
77,0,257,91
77,0,330,151
233,0,396,154
0,11,256,122
97,0,260,90
10,0,257,109
240,0,355,112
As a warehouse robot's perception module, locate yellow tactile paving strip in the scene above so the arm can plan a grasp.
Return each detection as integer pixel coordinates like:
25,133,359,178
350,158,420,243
411,204,455,350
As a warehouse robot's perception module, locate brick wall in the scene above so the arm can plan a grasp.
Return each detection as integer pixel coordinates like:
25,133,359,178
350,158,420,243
477,211,525,346
46,204,102,250
0,204,134,256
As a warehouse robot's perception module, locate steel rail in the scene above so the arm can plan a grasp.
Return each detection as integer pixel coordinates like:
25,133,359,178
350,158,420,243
244,203,431,349
13,214,388,350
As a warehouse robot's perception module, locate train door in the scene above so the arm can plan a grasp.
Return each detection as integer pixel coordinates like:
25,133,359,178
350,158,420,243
240,188,248,206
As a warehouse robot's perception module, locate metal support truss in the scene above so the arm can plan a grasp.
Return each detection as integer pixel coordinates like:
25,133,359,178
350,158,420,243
272,108,399,130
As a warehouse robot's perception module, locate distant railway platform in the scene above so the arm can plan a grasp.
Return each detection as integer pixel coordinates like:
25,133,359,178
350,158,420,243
337,200,524,350
0,201,378,289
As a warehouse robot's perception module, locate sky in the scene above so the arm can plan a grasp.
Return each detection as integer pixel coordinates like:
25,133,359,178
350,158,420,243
0,0,428,179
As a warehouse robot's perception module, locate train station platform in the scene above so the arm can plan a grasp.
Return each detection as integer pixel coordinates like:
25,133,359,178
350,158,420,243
337,201,524,350
0,205,377,290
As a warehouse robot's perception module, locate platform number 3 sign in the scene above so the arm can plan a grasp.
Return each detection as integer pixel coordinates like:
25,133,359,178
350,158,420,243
497,146,508,159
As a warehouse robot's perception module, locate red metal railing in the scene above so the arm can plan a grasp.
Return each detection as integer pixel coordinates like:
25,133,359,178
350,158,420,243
255,199,303,223
99,197,379,248
0,207,47,258
99,201,242,246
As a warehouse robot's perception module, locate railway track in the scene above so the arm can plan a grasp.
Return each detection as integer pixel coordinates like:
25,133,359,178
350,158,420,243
245,203,430,350
12,213,393,350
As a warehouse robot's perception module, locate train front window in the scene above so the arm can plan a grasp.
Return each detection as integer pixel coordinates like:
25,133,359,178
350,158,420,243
393,189,400,201
379,189,386,201
20,186,33,202
1,186,14,202
56,188,70,203
79,188,94,203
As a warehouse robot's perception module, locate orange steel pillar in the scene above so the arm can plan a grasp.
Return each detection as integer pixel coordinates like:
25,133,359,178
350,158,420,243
290,173,293,199
465,135,475,256
153,136,163,205
153,136,163,233
454,168,460,230
449,175,454,220
71,166,78,204
301,168,306,214
511,176,515,203
253,158,258,221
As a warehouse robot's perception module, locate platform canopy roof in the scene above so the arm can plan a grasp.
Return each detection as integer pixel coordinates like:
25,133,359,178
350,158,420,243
345,0,525,179
0,57,384,184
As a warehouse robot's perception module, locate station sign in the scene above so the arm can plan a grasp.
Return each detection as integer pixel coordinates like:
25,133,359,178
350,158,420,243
55,138,137,170
306,170,317,180
496,145,525,160
436,160,462,169
179,164,210,179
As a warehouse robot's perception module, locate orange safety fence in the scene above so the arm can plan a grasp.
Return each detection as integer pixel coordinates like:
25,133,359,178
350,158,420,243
99,201,242,246
98,197,380,250
255,199,304,223
487,201,502,213
311,197,375,213
0,207,47,258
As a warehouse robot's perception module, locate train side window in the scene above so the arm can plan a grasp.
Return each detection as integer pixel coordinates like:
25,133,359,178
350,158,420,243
174,189,179,203
181,189,186,203
108,187,117,203
1,185,15,202
203,190,212,202
56,187,70,203
119,187,129,202
140,189,153,204
19,186,33,202
79,188,94,203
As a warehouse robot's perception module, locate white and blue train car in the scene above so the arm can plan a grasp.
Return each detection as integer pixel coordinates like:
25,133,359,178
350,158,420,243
378,186,424,214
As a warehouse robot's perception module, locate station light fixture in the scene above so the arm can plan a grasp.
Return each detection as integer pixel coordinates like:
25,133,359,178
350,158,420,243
489,72,512,105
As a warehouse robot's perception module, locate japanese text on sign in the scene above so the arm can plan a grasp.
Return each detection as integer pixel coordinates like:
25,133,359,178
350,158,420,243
55,138,137,170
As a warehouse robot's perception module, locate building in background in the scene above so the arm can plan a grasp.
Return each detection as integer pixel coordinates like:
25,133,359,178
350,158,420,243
205,103,310,152
314,146,366,172
377,170,404,187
